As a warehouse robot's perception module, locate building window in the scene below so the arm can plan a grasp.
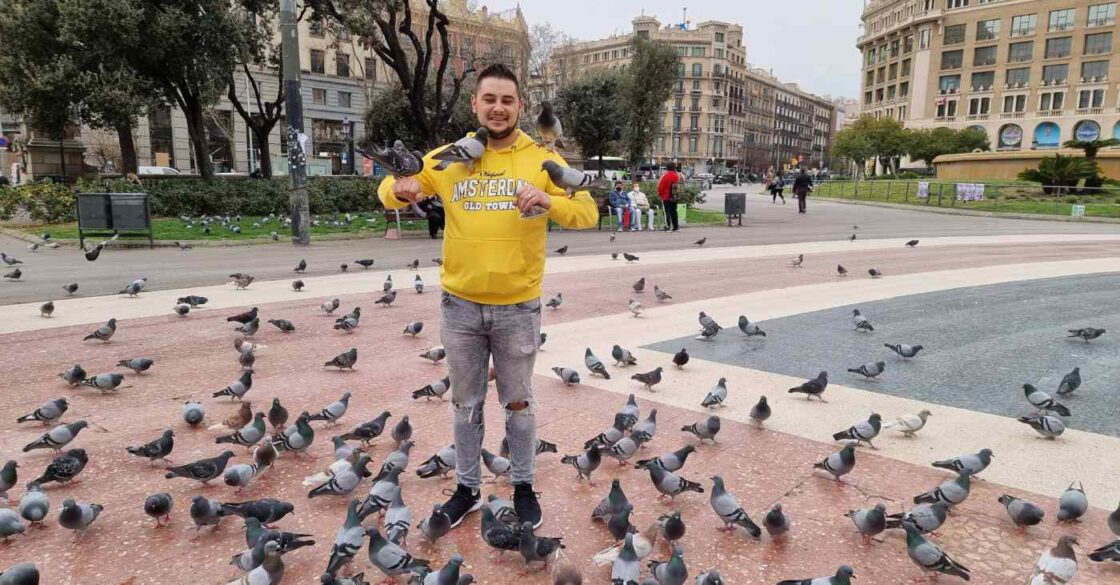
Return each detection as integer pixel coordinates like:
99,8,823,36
692,79,701,90
918,28,932,49
691,96,700,110
864,91,873,105
673,114,681,131
887,85,897,99
310,49,325,74
688,136,698,153
1049,9,1076,32
715,32,724,42
338,92,352,109
1081,60,1109,79
877,68,885,83
939,74,962,92
690,114,700,130
890,39,900,57
715,48,724,58
336,53,350,77
901,59,911,76
948,0,969,8
1003,94,1027,112
1045,37,1072,59
309,19,324,37
1078,88,1106,108
865,49,875,66
889,63,898,80
1006,67,1031,86
691,47,705,57
1039,91,1066,111
1010,14,1037,37
865,70,874,85
943,24,966,45
968,97,991,115
278,118,288,155
936,99,958,118
900,81,910,96
692,63,702,77
904,35,914,53
1043,64,1069,83
974,46,997,66
312,88,326,105
148,106,174,167
1008,41,1034,62
364,58,376,81
941,49,964,69
976,18,1000,41
1085,32,1113,54
611,50,618,59
971,71,995,89
1088,3,1117,26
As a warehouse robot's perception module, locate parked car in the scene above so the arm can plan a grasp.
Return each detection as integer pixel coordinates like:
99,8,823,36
138,166,183,175
713,173,739,185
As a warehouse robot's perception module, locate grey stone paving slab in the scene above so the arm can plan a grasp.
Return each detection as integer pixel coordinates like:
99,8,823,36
645,273,1120,437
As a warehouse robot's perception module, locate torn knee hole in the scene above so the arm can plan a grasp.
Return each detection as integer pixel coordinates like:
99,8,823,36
506,401,528,411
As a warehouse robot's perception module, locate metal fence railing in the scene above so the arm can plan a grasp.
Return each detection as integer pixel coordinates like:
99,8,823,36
813,180,1120,219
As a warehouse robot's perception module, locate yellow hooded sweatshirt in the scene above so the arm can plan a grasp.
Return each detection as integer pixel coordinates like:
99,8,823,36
378,130,599,305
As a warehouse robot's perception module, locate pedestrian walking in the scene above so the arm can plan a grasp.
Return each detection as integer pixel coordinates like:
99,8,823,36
792,167,813,215
658,163,681,231
767,172,785,204
628,182,655,231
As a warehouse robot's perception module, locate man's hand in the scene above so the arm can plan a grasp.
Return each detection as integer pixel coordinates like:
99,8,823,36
514,183,553,214
392,176,426,203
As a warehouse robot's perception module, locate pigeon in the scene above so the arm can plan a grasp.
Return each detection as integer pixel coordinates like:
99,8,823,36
1056,367,1081,396
902,522,971,581
235,318,261,336
788,371,829,401
932,449,993,476
127,430,175,464
119,277,147,297
832,413,882,449
551,366,580,385
321,298,341,315
1000,494,1045,528
80,372,124,393
214,371,254,401
604,435,640,466
612,345,638,366
217,413,267,449
263,399,289,434
1058,482,1088,522
228,308,260,324
837,264,848,276
211,402,254,432
1024,383,1071,417
188,495,229,530
82,235,116,261
885,343,923,358
309,454,371,498
632,410,658,445
1089,540,1120,562
868,268,882,278
412,376,451,401
776,565,856,585
358,140,424,177
737,315,766,337
763,503,791,539
585,413,628,450
230,273,255,289
177,294,208,307
3,268,20,280
611,533,642,584
254,441,278,471
58,498,103,536
366,526,430,577
845,503,887,542
1019,415,1066,438
631,367,663,392
619,394,640,430
413,275,424,294
815,444,856,482
635,445,695,473
535,101,565,149
294,259,306,273
416,444,456,479
165,451,235,484
632,277,646,294
693,237,707,246
628,299,643,317
116,357,154,374
545,293,563,309
375,290,397,307
1028,535,1078,585
560,445,602,485
23,420,88,453
671,348,690,369
235,337,266,355
584,348,611,379
883,410,932,437
698,311,722,333
39,301,53,317
658,510,686,546
144,492,174,527
851,309,874,331
480,505,521,559
325,348,359,370
0,461,15,501
518,521,565,571
648,465,704,504
906,239,919,247
749,396,771,426
83,318,117,342
682,416,721,443
432,127,488,171
1067,327,1105,342
391,419,413,447
481,449,511,482
914,470,972,507
291,279,306,292
183,401,205,427
173,303,191,316
334,313,359,333
653,285,672,302
381,489,413,546
308,392,352,426
29,448,87,486
274,412,316,455
229,540,284,585
354,259,375,269
18,484,49,526
341,411,392,445
17,398,68,425
419,347,446,364
647,544,687,585
62,282,79,295
221,499,295,525
1110,502,1120,538
0,508,21,543
553,245,569,256
884,502,949,534
325,499,365,576
700,378,726,408
708,475,760,537
847,361,885,379
623,252,639,263
0,252,22,266
789,254,804,268
432,257,443,266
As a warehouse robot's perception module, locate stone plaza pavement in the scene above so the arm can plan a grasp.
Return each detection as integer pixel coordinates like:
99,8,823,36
0,231,1119,584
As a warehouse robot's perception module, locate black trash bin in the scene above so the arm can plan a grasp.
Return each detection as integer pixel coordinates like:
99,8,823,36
724,192,745,226
77,192,154,248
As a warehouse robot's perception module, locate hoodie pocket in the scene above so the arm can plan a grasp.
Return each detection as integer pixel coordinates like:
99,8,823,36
444,237,526,295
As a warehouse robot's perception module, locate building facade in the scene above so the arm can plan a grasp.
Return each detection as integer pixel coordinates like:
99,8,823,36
858,0,1119,153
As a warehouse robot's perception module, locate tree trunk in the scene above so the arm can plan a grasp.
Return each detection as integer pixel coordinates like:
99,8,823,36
182,98,214,179
116,124,138,174
252,126,273,178
57,133,67,180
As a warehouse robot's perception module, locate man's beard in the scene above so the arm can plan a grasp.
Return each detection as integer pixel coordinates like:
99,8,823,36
485,118,518,140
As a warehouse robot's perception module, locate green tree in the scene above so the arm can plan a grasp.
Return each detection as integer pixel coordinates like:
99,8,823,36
833,127,874,178
556,70,626,177
1018,154,1098,192
362,84,475,152
954,126,990,153
621,37,680,177
1062,138,1120,160
862,116,908,174
905,127,989,170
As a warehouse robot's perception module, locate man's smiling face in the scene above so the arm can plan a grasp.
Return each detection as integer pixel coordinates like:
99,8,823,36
472,77,522,140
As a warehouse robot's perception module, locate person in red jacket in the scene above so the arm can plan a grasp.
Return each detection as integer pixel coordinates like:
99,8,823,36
657,163,681,231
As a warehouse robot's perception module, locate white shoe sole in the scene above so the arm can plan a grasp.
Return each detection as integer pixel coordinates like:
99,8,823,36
447,500,483,529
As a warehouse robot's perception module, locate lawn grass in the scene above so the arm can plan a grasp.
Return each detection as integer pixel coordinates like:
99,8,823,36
814,180,1120,219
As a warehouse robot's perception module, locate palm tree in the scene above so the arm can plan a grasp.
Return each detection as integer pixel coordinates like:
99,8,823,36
1062,138,1120,160
1018,155,1098,194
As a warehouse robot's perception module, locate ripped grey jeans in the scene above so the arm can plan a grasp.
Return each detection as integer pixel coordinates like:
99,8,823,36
441,291,540,488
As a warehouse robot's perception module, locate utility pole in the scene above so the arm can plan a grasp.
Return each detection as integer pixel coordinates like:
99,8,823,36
281,0,310,245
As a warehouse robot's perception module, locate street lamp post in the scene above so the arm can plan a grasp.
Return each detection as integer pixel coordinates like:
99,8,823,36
281,0,310,245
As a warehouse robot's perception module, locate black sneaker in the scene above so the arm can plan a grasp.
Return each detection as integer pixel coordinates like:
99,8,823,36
513,482,542,528
440,484,481,529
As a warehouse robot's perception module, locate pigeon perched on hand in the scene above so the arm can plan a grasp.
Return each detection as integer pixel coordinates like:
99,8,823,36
357,140,425,177
432,128,488,171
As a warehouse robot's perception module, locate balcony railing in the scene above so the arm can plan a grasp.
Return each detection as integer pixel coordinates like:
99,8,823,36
1075,107,1104,115
966,114,990,121
1038,110,1065,117
1000,111,1026,119
935,116,958,123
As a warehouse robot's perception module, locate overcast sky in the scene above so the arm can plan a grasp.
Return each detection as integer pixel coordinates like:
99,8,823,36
489,0,866,99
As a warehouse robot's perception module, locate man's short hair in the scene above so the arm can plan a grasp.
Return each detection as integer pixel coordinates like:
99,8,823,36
665,163,676,171
476,63,520,94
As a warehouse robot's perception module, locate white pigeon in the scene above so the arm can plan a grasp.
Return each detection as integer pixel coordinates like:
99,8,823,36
1027,535,1077,585
628,299,643,317
882,410,932,437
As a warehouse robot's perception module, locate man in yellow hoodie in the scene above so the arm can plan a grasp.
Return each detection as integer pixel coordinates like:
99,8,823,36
378,63,598,530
